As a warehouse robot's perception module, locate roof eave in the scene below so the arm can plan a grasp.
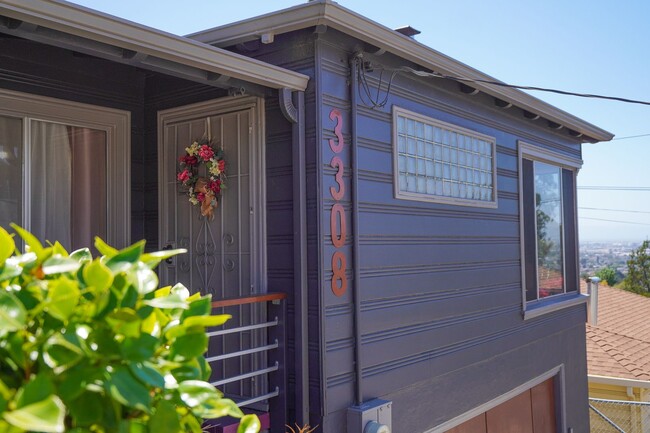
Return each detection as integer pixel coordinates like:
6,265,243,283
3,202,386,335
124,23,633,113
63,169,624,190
0,0,309,91
589,374,650,389
190,0,613,142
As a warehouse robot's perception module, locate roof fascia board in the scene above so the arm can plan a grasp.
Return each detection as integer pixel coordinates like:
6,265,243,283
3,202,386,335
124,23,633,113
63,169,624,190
190,1,612,142
589,374,650,389
0,0,308,91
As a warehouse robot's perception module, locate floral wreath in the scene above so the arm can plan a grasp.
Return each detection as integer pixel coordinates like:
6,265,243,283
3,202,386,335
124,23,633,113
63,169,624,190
177,137,226,219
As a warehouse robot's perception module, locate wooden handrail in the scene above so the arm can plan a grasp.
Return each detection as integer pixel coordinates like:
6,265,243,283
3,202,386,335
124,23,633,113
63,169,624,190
211,292,287,308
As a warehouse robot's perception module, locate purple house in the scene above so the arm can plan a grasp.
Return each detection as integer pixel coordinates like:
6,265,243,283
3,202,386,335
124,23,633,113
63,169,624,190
0,1,613,432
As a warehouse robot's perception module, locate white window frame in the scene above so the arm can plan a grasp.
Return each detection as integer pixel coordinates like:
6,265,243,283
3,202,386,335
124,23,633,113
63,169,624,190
0,89,131,248
518,141,586,319
392,106,498,208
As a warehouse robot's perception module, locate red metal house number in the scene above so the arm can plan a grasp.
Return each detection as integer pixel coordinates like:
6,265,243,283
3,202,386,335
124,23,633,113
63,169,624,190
329,108,347,297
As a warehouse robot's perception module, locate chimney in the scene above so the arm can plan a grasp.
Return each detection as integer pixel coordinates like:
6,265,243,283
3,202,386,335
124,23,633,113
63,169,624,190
588,277,600,326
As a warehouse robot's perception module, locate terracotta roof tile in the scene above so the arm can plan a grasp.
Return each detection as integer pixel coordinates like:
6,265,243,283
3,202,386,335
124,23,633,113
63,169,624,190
584,284,650,381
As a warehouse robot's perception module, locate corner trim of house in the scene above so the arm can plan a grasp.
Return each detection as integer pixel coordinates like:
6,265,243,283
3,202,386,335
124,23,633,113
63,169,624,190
425,365,566,433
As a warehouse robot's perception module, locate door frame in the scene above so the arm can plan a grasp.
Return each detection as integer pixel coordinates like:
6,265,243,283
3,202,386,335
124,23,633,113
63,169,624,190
157,95,267,294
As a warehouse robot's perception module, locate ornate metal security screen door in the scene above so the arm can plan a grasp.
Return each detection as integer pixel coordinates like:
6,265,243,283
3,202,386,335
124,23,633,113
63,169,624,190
158,97,266,299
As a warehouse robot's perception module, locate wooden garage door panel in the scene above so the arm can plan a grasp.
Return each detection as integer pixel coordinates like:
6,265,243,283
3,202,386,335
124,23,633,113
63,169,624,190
486,390,534,433
532,379,557,433
446,413,486,433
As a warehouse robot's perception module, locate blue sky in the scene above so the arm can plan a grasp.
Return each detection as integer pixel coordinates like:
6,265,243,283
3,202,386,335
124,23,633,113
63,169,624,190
71,0,650,242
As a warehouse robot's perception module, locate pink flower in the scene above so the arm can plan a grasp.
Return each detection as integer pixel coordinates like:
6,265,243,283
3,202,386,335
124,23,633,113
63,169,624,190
177,169,191,183
198,145,214,161
209,180,221,194
197,192,206,202
218,159,226,171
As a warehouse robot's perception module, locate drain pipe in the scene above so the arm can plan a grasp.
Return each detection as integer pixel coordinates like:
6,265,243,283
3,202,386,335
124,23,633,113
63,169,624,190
588,276,600,326
350,53,363,406
281,88,309,424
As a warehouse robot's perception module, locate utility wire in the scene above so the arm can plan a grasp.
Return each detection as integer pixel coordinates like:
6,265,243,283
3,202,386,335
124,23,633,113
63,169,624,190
580,217,650,226
612,133,650,141
580,207,650,215
578,186,650,191
396,66,650,106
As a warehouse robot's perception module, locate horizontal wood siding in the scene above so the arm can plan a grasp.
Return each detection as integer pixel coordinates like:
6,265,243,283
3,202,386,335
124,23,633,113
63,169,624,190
314,29,588,433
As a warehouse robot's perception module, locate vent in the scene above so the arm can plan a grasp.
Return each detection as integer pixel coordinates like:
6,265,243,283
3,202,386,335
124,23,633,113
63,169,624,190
394,26,421,38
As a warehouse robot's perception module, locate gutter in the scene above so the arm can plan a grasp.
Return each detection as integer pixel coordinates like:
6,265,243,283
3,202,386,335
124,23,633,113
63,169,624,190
0,0,309,91
189,0,613,142
589,374,650,389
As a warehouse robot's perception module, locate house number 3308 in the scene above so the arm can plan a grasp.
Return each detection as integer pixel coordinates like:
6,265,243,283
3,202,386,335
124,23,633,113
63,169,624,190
329,108,347,297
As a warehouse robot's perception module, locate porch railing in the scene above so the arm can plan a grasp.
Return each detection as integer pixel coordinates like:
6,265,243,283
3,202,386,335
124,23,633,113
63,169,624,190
205,292,287,432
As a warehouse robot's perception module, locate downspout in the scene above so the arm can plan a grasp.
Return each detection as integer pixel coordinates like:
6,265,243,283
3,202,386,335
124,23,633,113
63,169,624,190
280,88,310,424
350,54,363,406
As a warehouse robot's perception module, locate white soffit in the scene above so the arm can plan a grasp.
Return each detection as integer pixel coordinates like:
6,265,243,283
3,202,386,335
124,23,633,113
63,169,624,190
0,0,309,91
189,0,613,142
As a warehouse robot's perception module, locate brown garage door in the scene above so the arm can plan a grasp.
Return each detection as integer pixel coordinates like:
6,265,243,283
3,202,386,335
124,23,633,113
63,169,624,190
447,378,556,433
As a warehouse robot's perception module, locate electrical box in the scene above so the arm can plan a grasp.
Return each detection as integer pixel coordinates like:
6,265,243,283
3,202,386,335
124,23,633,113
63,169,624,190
347,399,392,433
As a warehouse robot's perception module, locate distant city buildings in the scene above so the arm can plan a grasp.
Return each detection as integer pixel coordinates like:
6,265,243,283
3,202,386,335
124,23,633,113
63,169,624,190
580,241,638,277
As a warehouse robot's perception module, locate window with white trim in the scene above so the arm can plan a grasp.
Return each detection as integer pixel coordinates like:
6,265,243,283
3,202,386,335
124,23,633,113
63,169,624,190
519,142,580,308
393,106,497,207
0,89,130,249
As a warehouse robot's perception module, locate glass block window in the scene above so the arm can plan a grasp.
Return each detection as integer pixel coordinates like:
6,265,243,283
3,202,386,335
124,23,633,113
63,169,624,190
393,107,497,207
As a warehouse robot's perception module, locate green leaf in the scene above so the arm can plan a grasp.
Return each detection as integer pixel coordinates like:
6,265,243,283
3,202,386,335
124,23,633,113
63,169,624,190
51,242,69,257
0,291,27,333
5,332,27,370
128,362,165,388
105,367,151,412
105,241,145,273
2,395,65,433
43,334,84,372
141,248,187,269
148,400,181,433
177,380,221,410
15,375,55,408
10,224,44,258
70,248,92,264
144,294,189,310
47,278,81,321
94,237,118,257
181,296,212,320
197,397,243,419
0,263,21,283
106,309,141,338
68,391,103,427
170,283,190,301
127,263,158,295
83,259,114,293
0,226,15,267
121,333,158,362
42,255,81,275
170,331,208,361
183,314,231,328
237,414,261,433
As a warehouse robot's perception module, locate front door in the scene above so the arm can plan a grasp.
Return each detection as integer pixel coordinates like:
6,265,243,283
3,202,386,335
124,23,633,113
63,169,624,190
158,97,266,300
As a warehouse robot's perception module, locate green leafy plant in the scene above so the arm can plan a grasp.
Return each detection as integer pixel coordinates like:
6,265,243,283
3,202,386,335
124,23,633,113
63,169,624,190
0,225,260,433
623,240,650,296
595,266,619,287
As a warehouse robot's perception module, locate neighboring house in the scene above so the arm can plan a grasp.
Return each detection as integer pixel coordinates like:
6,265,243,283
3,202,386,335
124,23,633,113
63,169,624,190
585,282,650,431
0,1,613,432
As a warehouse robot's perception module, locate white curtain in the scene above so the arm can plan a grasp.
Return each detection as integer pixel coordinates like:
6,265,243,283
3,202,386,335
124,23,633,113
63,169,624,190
30,121,72,248
0,115,23,229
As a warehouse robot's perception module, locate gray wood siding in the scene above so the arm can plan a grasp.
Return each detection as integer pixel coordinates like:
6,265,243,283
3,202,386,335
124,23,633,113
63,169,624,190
313,29,588,433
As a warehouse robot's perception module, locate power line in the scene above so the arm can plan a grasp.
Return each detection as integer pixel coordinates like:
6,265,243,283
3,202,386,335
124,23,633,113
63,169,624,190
580,217,650,226
580,207,650,215
578,186,650,191
395,66,650,106
612,133,650,141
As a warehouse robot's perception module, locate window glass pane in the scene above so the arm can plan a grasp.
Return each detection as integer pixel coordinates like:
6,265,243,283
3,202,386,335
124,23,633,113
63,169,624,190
394,110,496,205
0,115,23,229
534,161,564,298
30,120,107,251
